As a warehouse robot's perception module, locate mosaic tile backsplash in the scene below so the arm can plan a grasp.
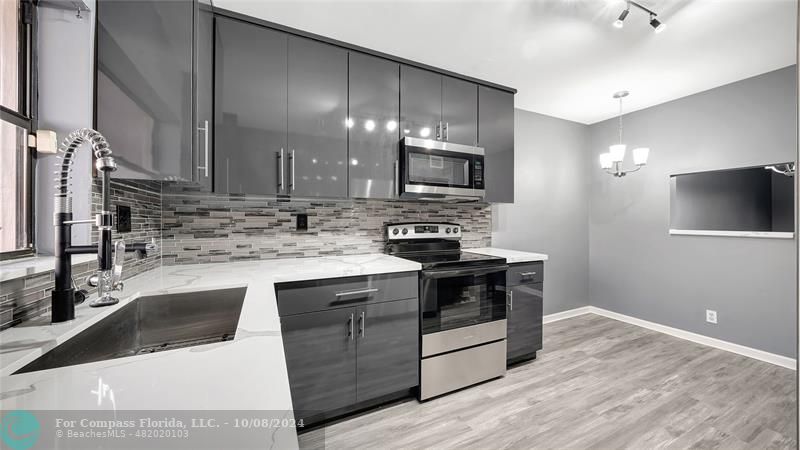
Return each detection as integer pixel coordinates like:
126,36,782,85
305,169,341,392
161,191,492,265
3,181,491,329
0,179,162,330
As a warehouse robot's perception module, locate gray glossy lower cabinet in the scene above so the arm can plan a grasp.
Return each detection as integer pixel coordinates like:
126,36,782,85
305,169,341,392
277,275,418,424
280,307,357,418
355,299,418,402
506,282,543,364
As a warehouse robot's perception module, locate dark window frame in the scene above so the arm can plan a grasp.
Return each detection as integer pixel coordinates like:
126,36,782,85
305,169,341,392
0,0,38,260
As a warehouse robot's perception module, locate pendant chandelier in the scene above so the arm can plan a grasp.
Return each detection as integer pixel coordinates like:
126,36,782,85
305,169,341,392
600,91,649,177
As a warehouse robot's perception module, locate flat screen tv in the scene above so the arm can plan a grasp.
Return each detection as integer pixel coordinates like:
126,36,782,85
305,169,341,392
669,163,795,238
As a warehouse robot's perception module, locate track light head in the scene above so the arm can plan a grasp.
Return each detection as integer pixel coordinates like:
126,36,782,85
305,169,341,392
613,8,629,28
650,15,666,33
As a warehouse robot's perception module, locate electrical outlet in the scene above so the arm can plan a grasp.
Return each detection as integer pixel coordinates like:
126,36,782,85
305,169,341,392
296,213,308,231
116,205,132,233
705,309,718,324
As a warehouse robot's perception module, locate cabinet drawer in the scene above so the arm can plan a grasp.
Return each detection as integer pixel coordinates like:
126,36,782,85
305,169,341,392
276,272,418,316
507,262,543,286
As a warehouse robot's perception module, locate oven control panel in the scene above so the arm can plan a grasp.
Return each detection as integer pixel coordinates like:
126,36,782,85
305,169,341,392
386,223,461,240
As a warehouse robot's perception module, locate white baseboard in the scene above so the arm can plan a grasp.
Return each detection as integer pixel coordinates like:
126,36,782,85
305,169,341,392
542,306,796,370
543,306,593,324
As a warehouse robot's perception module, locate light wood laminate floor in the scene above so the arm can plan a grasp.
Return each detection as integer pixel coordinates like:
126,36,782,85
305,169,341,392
299,314,796,449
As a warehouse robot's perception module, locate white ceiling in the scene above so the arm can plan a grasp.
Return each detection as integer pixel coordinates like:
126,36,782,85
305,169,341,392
214,0,797,124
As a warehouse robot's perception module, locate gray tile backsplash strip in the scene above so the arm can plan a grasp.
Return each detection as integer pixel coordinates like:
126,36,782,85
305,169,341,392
160,190,492,265
3,181,491,330
0,179,162,331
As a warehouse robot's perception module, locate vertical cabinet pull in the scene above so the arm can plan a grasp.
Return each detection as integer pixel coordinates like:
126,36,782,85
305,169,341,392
444,122,449,141
277,148,284,192
508,290,513,311
359,311,365,337
289,149,296,192
394,160,400,198
197,120,209,177
348,313,354,340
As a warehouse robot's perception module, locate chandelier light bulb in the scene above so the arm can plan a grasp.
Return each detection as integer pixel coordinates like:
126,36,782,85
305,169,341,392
609,144,626,163
633,147,650,166
599,153,613,169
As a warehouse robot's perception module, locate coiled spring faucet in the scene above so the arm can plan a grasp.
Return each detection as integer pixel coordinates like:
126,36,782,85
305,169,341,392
52,128,156,323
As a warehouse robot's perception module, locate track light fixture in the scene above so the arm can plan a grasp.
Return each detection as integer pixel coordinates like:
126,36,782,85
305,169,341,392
613,7,629,28
613,1,666,33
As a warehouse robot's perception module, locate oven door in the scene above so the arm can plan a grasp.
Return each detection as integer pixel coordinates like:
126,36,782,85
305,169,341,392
400,137,485,199
420,264,508,335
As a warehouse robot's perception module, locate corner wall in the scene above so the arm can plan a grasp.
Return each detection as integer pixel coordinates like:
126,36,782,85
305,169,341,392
587,66,797,358
492,109,591,315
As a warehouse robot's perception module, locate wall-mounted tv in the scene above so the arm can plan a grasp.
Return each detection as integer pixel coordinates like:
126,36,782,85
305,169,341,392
669,163,795,238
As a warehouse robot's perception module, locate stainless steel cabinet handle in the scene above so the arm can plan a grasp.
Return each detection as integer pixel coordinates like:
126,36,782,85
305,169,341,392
394,160,399,198
359,311,365,337
277,148,284,192
437,121,443,140
335,288,379,297
508,290,513,311
444,122,449,141
197,120,209,177
348,313,354,340
519,271,537,277
289,149,296,192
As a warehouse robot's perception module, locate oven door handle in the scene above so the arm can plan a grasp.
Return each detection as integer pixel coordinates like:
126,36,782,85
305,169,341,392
421,265,509,279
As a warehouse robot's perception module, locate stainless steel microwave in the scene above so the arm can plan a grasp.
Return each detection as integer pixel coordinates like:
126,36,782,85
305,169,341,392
398,137,485,201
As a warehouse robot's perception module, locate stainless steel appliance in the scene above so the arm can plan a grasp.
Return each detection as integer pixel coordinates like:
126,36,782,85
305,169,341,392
399,137,485,201
385,222,507,400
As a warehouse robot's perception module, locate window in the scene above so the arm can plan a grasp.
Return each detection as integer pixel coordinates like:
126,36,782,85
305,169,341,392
1,0,36,259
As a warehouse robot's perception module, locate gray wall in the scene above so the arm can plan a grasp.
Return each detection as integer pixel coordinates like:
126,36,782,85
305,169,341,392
493,109,591,315
588,66,797,358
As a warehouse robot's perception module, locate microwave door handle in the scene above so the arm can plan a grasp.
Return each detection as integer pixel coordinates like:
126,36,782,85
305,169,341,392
422,265,509,280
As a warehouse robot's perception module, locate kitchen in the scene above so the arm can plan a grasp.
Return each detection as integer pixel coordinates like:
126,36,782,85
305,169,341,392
0,0,797,449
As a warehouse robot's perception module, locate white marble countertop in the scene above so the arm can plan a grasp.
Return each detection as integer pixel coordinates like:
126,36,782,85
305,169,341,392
0,254,96,282
464,247,549,264
0,254,420,448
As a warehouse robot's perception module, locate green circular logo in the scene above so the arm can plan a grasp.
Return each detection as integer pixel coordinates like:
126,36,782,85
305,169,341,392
0,410,40,450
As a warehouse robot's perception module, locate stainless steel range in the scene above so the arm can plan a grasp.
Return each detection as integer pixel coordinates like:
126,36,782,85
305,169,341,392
385,222,508,400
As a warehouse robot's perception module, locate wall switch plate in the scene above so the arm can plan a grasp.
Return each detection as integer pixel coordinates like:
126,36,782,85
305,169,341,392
705,309,718,324
296,213,308,231
116,205,132,233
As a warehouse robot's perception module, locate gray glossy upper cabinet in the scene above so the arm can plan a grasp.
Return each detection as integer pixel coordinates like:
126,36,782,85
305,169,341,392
478,86,515,203
214,18,287,195
287,37,349,198
96,0,196,181
442,76,478,145
400,65,442,141
348,53,400,199
194,1,213,190
400,66,478,145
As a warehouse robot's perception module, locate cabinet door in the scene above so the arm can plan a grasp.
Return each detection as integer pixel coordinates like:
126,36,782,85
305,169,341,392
400,65,442,141
478,86,515,203
287,36,348,198
214,18,287,194
281,308,357,421
507,283,543,363
442,76,478,145
348,53,400,199
193,1,213,190
356,299,419,402
97,0,193,180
